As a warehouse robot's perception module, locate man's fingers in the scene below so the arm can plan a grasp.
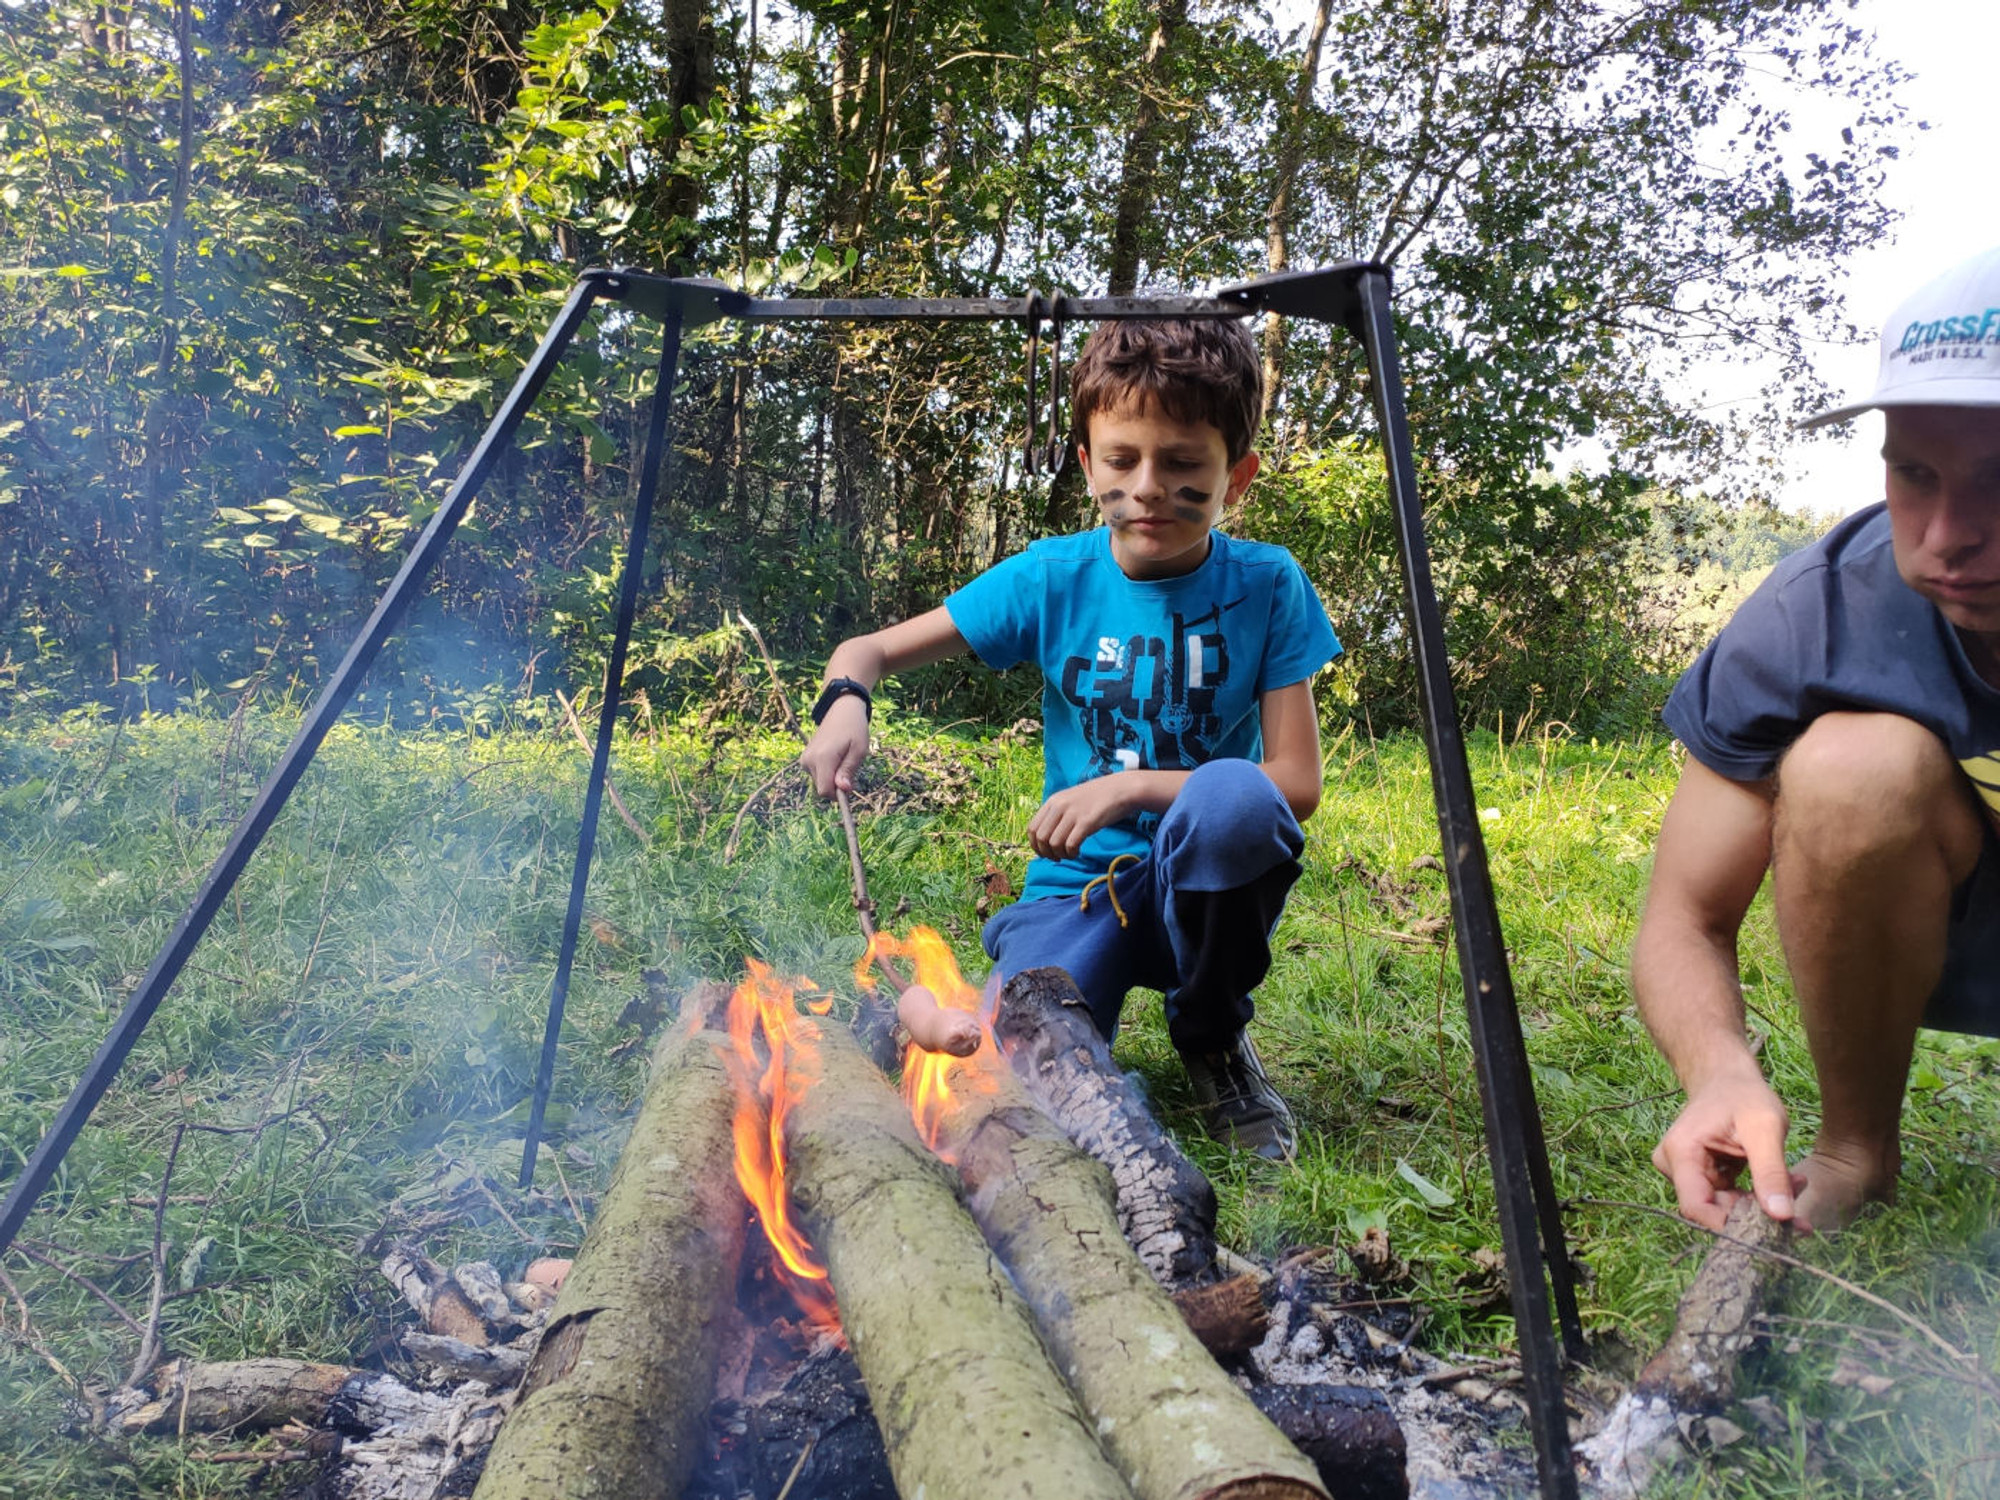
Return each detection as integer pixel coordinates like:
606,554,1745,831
1743,1135,1796,1222
1667,1156,1732,1233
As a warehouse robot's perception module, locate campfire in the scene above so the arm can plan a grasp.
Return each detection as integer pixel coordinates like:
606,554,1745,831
102,944,1581,1500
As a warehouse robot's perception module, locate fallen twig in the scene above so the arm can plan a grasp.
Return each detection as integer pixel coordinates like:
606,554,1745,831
1570,1197,1995,1393
555,688,652,846
737,610,805,740
721,766,793,864
129,1122,187,1387
12,1245,144,1339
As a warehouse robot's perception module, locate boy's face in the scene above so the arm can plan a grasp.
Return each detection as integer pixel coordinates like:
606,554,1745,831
1079,399,1260,580
1883,404,2000,647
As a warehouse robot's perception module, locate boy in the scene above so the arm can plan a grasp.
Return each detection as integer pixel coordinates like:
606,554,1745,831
1636,244,2000,1233
800,317,1340,1160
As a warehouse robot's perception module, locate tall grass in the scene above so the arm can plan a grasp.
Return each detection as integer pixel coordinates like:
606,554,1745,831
1,706,1995,1496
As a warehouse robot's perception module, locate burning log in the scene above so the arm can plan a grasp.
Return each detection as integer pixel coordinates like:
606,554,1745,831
471,988,748,1500
784,1019,1138,1500
926,1047,1332,1500
991,966,1218,1285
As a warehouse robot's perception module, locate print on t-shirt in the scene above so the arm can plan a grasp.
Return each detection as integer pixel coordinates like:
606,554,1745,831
1059,599,1245,775
1965,752,2000,832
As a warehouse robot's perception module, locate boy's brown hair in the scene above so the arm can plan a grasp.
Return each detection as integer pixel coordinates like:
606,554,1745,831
1069,318,1265,463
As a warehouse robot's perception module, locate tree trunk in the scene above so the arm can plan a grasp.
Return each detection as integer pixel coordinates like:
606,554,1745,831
785,1021,1136,1500
992,966,1217,1285
930,1047,1329,1500
1104,0,1187,295
472,992,747,1500
1260,0,1334,433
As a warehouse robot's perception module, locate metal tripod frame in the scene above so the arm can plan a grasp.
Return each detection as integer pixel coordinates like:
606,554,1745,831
0,262,1587,1497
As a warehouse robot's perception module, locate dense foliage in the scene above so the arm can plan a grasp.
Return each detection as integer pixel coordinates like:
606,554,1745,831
0,0,1902,729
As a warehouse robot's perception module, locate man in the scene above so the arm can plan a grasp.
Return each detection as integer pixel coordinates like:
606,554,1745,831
1635,245,2000,1233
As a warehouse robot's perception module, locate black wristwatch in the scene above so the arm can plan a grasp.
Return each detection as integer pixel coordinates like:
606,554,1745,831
811,676,874,725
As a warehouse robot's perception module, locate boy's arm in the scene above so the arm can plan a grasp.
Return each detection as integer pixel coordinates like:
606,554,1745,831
1254,679,1323,822
1024,678,1325,860
800,607,970,797
1632,756,1796,1230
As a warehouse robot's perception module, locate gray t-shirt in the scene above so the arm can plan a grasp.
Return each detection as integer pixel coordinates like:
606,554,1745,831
1663,503,2000,834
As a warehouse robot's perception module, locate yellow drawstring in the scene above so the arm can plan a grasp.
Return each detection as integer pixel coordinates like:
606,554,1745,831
1077,853,1141,929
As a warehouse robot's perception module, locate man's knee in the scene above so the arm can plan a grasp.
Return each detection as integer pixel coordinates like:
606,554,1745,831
1775,713,1983,878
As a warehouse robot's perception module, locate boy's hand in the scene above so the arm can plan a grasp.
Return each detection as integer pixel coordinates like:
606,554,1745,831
800,697,870,797
1026,778,1133,860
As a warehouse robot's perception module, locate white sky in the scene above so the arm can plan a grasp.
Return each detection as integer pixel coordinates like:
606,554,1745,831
1749,0,2000,513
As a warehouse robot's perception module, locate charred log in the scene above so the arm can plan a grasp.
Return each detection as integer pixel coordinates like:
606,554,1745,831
1248,1384,1408,1500
991,966,1218,1285
931,1048,1330,1500
785,1021,1136,1500
471,992,748,1500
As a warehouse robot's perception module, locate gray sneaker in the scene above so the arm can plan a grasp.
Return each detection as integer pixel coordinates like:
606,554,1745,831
1180,1032,1297,1161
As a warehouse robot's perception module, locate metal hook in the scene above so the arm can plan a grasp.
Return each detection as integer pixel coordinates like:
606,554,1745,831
1042,293,1068,479
1022,290,1047,478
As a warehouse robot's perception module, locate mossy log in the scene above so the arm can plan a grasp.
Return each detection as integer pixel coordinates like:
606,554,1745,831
993,966,1217,1285
931,1046,1330,1500
472,990,747,1500
786,1020,1136,1500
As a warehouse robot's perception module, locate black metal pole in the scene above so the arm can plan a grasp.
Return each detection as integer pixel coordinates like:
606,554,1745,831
519,304,685,1186
0,278,606,1261
1354,270,1583,1498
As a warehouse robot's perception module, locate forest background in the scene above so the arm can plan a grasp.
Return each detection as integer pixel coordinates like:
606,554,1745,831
0,0,1903,731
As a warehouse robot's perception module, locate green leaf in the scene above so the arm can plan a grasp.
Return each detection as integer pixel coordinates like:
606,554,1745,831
333,424,384,438
1395,1159,1455,1208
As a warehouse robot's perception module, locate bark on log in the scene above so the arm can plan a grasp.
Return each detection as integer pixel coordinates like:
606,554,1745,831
931,1048,1330,1500
785,1020,1136,1500
1637,1196,1790,1408
471,994,747,1500
993,966,1217,1285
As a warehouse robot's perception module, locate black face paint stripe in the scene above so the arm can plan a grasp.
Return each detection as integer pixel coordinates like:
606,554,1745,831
1102,488,1127,501
1175,486,1211,504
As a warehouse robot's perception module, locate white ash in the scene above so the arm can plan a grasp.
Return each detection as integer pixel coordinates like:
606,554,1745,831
1248,1297,1539,1499
1574,1391,1679,1499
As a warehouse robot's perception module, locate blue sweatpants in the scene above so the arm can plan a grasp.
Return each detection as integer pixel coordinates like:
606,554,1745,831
980,759,1305,1052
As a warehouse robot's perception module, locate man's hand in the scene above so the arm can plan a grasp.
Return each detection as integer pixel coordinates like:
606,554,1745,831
1652,1069,1802,1232
1026,777,1135,861
799,696,870,798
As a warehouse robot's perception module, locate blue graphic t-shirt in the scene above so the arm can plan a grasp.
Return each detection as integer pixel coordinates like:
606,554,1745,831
1663,503,2000,829
946,527,1340,901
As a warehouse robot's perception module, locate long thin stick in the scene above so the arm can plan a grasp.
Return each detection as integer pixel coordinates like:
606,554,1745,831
837,789,912,993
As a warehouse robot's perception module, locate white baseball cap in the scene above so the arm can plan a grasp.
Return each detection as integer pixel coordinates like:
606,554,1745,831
1801,245,2000,429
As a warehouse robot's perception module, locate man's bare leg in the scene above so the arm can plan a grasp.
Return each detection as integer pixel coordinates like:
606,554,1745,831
1772,712,1985,1230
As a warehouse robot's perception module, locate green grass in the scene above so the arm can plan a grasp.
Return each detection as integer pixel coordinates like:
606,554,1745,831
1,705,1997,1496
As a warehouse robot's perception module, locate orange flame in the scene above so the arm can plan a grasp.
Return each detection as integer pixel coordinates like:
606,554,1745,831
855,926,997,1151
723,959,839,1331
